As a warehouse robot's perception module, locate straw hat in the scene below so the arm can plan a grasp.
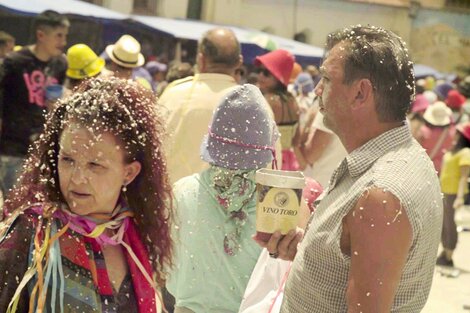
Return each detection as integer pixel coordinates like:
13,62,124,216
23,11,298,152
66,44,105,79
423,101,452,126
105,35,145,68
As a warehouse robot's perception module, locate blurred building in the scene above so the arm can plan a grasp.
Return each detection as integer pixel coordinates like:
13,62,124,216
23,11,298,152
80,0,469,75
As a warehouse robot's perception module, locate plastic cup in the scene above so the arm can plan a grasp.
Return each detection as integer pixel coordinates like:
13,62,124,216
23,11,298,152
255,169,305,242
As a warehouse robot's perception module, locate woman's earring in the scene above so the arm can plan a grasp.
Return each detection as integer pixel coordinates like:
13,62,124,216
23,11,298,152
122,185,127,193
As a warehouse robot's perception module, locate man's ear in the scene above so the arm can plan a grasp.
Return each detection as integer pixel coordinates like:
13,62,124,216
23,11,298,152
123,161,142,186
352,78,374,109
197,52,205,72
36,29,45,42
238,54,243,68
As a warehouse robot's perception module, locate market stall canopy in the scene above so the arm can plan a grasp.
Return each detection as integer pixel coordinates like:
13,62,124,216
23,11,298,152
133,15,324,66
0,0,324,65
0,0,128,19
414,64,456,81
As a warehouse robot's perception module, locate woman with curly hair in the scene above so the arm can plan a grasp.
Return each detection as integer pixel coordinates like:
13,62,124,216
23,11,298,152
0,77,173,313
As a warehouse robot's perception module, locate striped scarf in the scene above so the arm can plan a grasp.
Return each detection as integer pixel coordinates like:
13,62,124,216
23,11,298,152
6,204,164,313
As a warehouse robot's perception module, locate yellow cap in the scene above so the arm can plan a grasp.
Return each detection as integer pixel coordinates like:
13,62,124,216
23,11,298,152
66,44,105,79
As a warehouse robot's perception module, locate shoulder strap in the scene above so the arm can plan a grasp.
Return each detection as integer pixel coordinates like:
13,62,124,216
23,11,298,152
429,126,451,160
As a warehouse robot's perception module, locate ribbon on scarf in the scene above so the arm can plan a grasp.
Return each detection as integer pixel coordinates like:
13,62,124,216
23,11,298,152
7,205,166,313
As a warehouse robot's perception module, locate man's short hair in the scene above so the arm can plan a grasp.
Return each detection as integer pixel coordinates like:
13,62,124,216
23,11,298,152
198,28,240,67
325,25,415,123
0,31,14,47
33,10,70,32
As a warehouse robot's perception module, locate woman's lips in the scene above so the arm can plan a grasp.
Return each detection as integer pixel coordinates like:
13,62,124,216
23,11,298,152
70,191,91,199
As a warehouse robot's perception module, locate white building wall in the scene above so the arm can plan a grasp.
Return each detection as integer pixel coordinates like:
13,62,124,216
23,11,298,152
206,0,412,47
102,0,133,14
157,0,190,18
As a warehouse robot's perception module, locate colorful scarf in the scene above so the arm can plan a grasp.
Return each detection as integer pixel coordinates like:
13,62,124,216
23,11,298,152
6,204,164,313
206,166,257,256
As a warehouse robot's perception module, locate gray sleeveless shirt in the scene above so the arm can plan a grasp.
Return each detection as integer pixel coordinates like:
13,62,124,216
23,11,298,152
281,125,443,313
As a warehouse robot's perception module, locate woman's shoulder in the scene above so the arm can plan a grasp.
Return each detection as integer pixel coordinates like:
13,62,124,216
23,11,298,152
0,203,56,245
0,210,37,313
0,208,38,245
457,147,470,158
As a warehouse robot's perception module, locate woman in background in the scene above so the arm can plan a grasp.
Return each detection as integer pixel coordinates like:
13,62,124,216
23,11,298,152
437,122,470,268
254,49,300,171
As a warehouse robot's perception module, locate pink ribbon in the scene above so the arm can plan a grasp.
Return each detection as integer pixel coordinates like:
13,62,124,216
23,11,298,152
208,127,278,169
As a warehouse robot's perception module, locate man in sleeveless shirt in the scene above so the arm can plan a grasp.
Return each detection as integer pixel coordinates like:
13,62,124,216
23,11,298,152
256,25,443,313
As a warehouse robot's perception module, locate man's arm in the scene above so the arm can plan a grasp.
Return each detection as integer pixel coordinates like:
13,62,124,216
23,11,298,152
344,188,412,313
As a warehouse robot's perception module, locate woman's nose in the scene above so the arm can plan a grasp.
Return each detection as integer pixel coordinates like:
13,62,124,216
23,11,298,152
70,165,87,184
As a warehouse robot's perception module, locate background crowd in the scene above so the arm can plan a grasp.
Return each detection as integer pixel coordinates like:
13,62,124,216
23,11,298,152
0,8,469,313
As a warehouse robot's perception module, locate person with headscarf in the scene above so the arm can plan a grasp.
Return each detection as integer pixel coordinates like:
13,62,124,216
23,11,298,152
166,84,279,313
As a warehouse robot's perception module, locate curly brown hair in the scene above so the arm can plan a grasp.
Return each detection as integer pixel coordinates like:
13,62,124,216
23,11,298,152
3,77,173,285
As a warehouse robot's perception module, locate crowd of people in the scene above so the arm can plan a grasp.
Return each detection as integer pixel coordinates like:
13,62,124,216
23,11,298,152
0,8,469,313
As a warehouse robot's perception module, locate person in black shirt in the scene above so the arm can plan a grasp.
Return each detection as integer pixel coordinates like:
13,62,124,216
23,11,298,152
0,10,69,195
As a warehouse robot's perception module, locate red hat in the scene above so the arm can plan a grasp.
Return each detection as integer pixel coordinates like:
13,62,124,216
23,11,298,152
457,122,470,141
446,90,466,110
254,49,295,86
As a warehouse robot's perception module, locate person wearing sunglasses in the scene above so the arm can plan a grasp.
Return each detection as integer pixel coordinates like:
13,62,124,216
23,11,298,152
254,49,300,171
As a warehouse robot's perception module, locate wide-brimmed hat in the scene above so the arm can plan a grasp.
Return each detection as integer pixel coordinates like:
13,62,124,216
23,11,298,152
66,44,105,79
423,101,452,126
106,35,145,68
446,90,466,110
457,122,470,141
433,82,454,100
201,84,279,170
254,49,295,86
423,90,437,105
411,94,429,113
294,73,315,95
